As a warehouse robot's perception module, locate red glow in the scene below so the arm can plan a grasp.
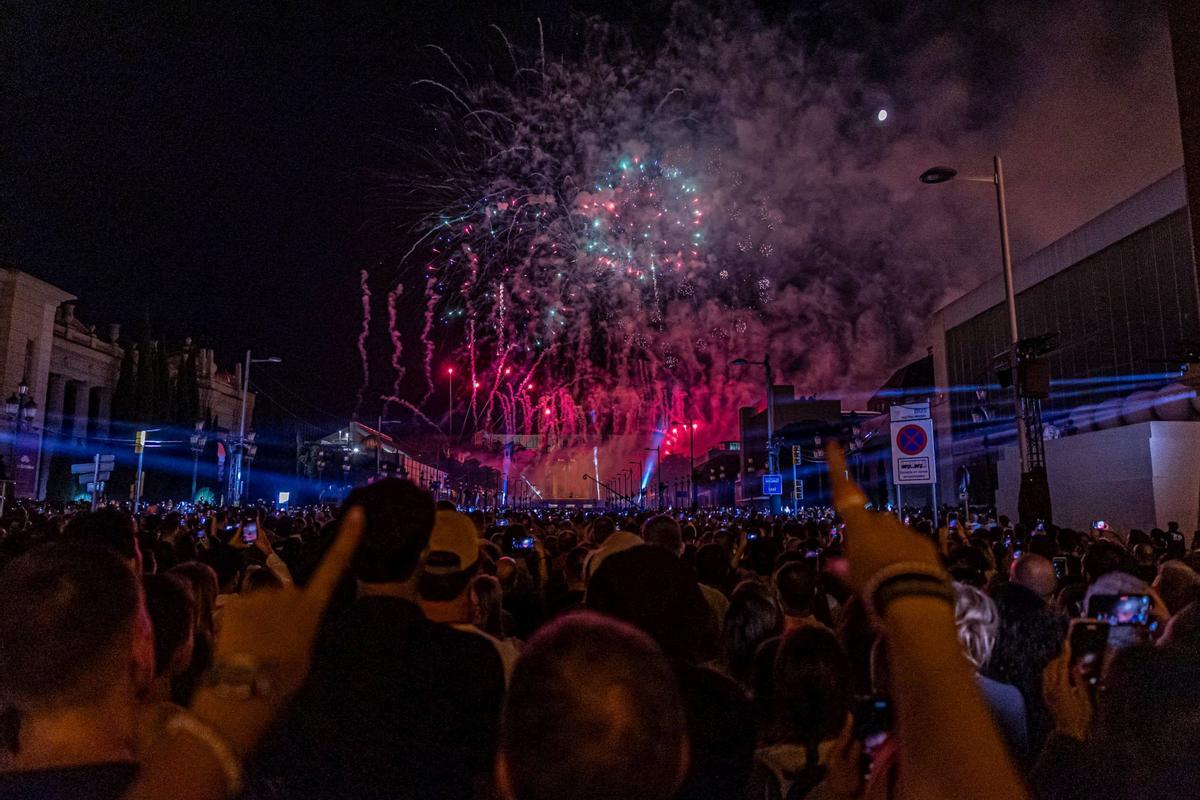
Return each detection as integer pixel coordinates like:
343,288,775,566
543,408,552,416
446,367,454,375
672,427,678,435
692,422,699,429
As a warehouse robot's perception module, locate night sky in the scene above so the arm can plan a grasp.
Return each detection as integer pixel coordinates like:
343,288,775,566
1,0,1182,430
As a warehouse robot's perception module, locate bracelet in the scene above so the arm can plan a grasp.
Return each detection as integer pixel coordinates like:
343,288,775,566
165,713,243,798
861,561,953,626
874,576,957,617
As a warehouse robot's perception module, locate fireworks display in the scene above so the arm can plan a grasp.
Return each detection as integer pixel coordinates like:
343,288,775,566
376,7,960,462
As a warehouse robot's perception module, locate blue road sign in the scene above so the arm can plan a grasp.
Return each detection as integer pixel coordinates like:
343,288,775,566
763,473,783,496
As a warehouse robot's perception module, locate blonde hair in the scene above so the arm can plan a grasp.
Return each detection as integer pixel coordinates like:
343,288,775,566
954,583,999,670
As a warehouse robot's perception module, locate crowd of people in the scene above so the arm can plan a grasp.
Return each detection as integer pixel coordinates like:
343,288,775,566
1,442,1198,799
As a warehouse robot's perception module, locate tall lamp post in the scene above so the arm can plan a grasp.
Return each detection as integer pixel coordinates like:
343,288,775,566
234,351,281,504
189,420,208,502
633,460,643,510
731,356,779,513
445,366,455,437
920,157,1051,524
4,379,37,499
644,447,662,510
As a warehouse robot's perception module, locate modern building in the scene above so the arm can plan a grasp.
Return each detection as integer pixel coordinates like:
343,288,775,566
735,388,874,508
927,168,1200,530
0,267,253,500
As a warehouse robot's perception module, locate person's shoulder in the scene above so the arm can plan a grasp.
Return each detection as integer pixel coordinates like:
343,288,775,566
0,762,138,800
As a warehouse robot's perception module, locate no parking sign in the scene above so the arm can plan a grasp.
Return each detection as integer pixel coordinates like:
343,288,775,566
890,402,936,485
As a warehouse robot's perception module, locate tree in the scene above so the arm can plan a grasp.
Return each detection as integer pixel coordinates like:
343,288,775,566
153,341,172,422
175,348,201,424
134,331,156,423
111,344,137,422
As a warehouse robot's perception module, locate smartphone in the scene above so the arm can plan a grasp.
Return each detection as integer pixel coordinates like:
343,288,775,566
853,695,892,747
495,518,510,528
1068,619,1110,689
1012,549,1023,560
1036,521,1045,532
948,518,957,529
223,523,240,536
1088,594,1153,626
507,534,535,553
241,522,258,544
746,532,758,541
1052,557,1068,581
1092,520,1107,530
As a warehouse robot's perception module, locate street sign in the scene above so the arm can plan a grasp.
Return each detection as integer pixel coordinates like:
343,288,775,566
763,473,783,496
71,455,114,474
78,471,112,485
890,411,936,485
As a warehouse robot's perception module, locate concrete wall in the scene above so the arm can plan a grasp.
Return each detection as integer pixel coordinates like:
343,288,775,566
996,421,1200,531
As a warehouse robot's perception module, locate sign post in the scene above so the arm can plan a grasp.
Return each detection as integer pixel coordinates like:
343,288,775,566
890,402,938,525
133,431,146,510
72,454,115,510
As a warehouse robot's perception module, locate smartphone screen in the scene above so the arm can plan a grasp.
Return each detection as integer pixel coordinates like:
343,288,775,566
1088,594,1152,626
1052,557,1068,580
241,523,258,544
853,695,892,751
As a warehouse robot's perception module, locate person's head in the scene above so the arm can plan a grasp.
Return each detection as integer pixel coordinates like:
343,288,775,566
1010,553,1058,600
590,516,617,547
167,561,219,637
0,544,154,754
695,542,732,590
1083,540,1137,583
1152,561,1200,616
642,514,683,556
1091,644,1200,799
953,582,1000,671
141,573,195,680
766,627,851,746
243,565,283,594
720,581,782,687
588,545,714,663
564,545,588,587
342,479,436,584
497,612,688,800
418,510,481,603
205,545,245,594
774,560,818,618
62,509,140,571
1160,601,1200,649
985,582,1063,703
469,574,505,637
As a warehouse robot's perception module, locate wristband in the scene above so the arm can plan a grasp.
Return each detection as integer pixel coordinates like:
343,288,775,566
166,712,243,798
873,576,957,618
861,561,952,626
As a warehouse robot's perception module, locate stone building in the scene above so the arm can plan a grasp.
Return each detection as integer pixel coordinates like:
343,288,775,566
0,267,253,499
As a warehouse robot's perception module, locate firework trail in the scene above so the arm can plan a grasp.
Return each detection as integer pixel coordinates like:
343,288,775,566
356,269,371,415
387,5,967,452
386,282,406,399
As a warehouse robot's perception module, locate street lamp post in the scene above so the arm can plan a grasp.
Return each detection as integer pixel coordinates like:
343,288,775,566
4,379,36,498
189,420,208,502
628,460,642,509
644,447,662,510
234,351,281,504
446,367,455,437
731,356,779,513
920,157,1050,524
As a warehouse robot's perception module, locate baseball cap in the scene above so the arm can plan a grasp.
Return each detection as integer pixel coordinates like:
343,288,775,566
425,510,480,575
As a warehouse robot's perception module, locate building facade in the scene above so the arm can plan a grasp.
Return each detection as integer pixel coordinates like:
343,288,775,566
927,168,1200,529
0,267,254,500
